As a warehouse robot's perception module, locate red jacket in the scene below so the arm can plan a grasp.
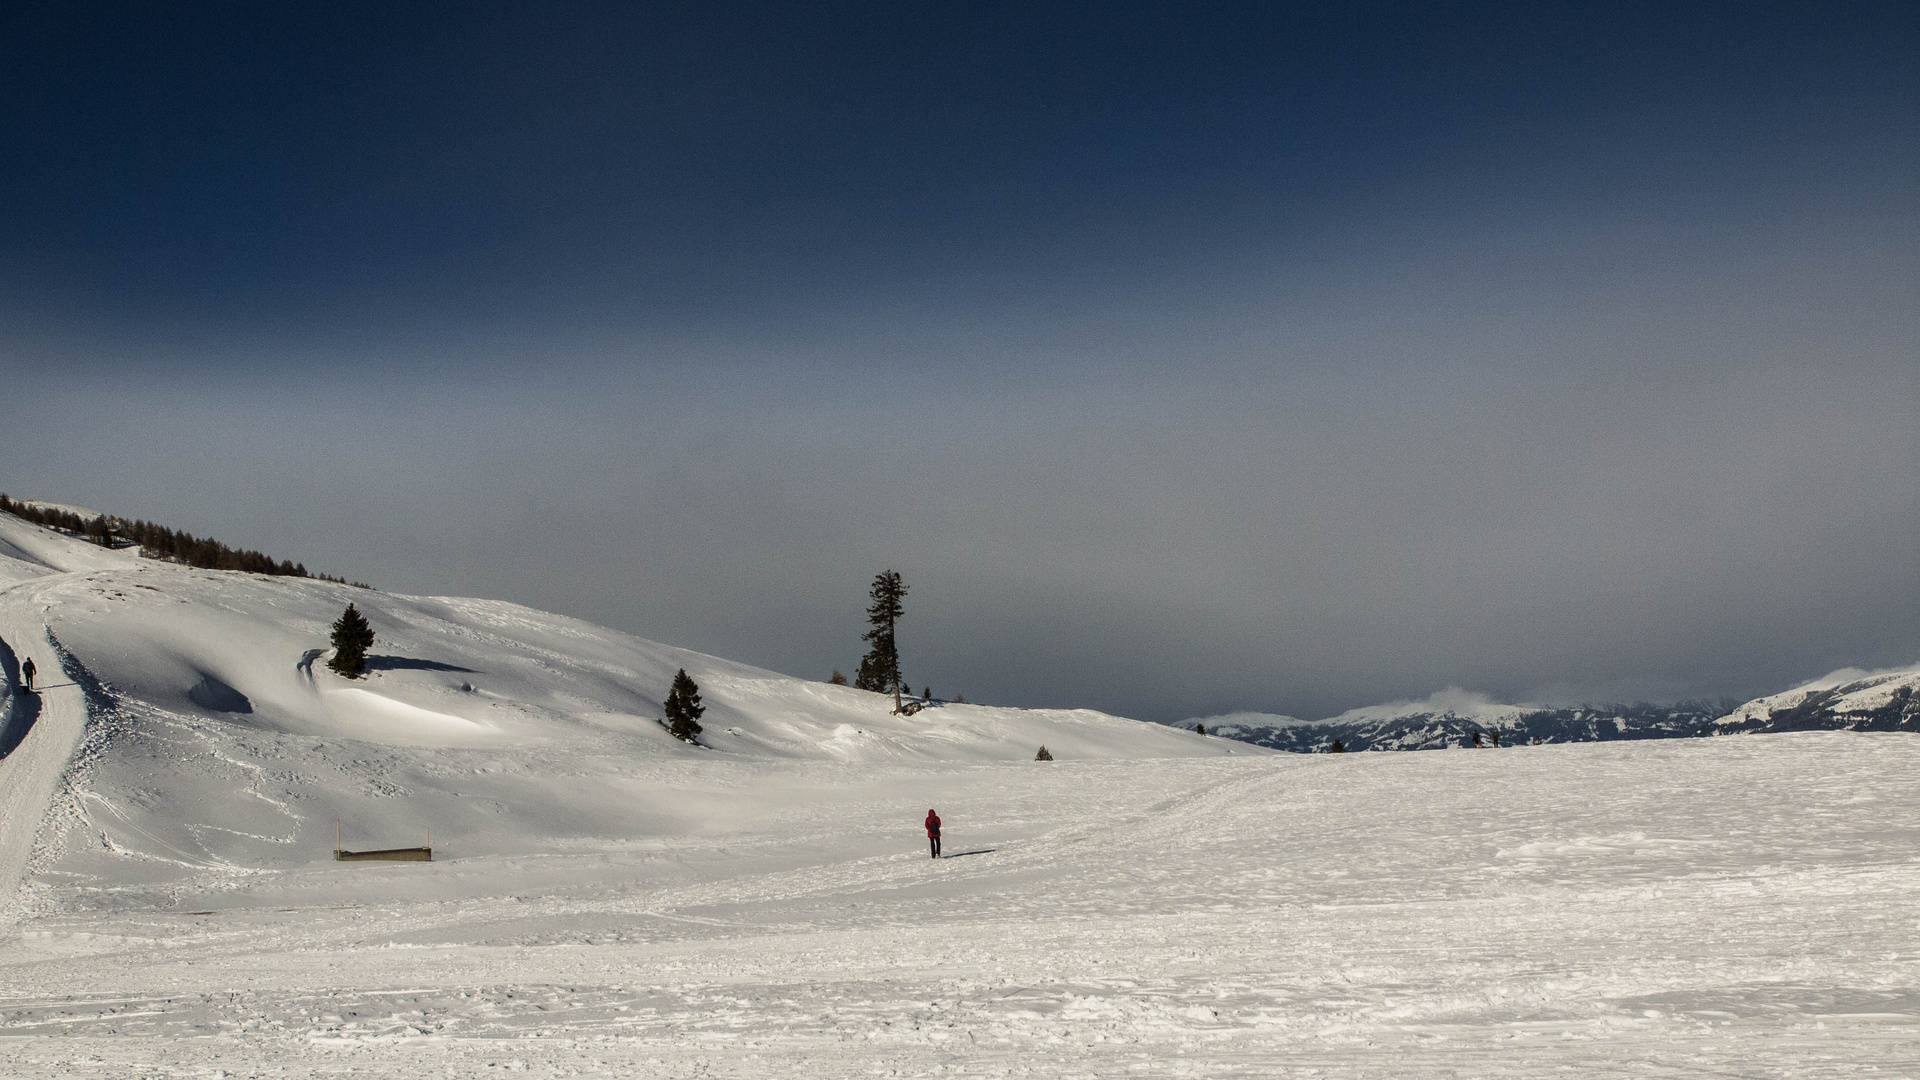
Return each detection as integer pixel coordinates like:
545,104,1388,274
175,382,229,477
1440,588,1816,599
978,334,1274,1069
925,812,941,837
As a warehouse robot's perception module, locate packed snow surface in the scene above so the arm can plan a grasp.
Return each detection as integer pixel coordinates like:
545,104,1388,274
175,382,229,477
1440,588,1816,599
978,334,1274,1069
2,514,1917,1076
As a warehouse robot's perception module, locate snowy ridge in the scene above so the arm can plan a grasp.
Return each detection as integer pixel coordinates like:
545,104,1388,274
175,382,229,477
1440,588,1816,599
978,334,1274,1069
1713,663,1920,733
12,500,104,520
1190,688,1740,753
0,511,1242,913
1190,664,1920,753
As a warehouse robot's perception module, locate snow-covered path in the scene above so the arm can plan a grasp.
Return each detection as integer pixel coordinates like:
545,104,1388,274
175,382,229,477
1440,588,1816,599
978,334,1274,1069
1,732,1915,1077
0,591,91,918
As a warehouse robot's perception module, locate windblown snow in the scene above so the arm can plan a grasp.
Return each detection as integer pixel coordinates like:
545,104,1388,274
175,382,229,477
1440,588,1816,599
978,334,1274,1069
1,512,1916,1077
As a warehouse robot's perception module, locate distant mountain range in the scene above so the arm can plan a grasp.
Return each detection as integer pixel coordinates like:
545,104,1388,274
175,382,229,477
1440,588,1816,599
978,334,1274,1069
1186,667,1920,753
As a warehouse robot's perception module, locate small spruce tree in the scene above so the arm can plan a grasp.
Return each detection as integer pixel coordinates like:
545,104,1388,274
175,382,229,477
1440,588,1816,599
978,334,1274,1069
328,604,375,678
663,668,706,742
1194,723,1206,736
1034,745,1053,761
828,669,848,686
1329,738,1345,753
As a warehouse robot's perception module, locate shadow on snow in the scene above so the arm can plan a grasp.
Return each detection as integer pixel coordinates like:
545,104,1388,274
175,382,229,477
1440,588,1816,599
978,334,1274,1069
364,655,478,673
0,633,41,760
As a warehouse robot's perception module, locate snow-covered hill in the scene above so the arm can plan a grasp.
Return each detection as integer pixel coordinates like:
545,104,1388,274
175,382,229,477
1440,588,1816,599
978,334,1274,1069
2,511,1917,1077
0,511,1240,916
1713,664,1920,734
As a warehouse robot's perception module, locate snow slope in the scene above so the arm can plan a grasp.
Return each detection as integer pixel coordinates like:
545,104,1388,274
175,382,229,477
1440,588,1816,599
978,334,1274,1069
2,512,1916,1076
0,512,1240,916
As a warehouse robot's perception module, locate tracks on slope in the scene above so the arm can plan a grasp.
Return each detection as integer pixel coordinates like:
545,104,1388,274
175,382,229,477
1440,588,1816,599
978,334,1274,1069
534,758,1303,927
0,581,96,920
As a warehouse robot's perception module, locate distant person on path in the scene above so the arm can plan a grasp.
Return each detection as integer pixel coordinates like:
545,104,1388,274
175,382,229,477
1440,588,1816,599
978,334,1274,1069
20,657,34,692
925,809,941,859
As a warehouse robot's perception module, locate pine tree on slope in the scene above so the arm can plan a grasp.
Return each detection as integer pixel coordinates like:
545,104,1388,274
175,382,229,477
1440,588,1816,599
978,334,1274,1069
854,570,908,696
328,604,375,678
663,668,706,742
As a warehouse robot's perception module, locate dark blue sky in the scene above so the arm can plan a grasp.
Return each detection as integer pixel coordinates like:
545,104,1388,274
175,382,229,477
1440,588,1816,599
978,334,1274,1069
3,2,1915,720
7,2,1908,335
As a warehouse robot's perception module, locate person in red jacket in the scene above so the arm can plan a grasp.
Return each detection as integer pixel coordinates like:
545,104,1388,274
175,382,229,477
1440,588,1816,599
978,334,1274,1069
924,808,941,859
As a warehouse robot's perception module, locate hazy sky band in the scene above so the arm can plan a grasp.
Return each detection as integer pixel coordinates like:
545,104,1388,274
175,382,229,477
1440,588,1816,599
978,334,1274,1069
1,2,1914,720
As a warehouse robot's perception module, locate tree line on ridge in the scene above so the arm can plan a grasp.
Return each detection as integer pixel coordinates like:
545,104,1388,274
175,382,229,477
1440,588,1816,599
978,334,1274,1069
0,493,364,586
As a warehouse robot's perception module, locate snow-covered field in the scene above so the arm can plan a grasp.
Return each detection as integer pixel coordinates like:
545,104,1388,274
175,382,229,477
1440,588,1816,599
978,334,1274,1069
2,515,1917,1077
2,735,1914,1078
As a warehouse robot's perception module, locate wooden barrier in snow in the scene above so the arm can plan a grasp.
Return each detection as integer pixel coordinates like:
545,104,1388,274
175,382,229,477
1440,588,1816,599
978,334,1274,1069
333,822,432,862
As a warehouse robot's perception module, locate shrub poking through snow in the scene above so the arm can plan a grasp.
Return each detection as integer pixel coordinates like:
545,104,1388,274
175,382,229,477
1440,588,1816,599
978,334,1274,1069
327,603,375,678
1329,739,1345,753
1194,723,1206,736
828,669,848,685
664,668,706,742
1035,745,1053,761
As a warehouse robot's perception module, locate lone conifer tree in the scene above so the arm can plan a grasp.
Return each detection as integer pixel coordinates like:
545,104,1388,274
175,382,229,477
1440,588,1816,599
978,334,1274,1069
854,570,907,696
1035,745,1053,761
1329,738,1345,753
663,668,705,742
327,604,375,678
828,669,848,686
1194,723,1207,736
